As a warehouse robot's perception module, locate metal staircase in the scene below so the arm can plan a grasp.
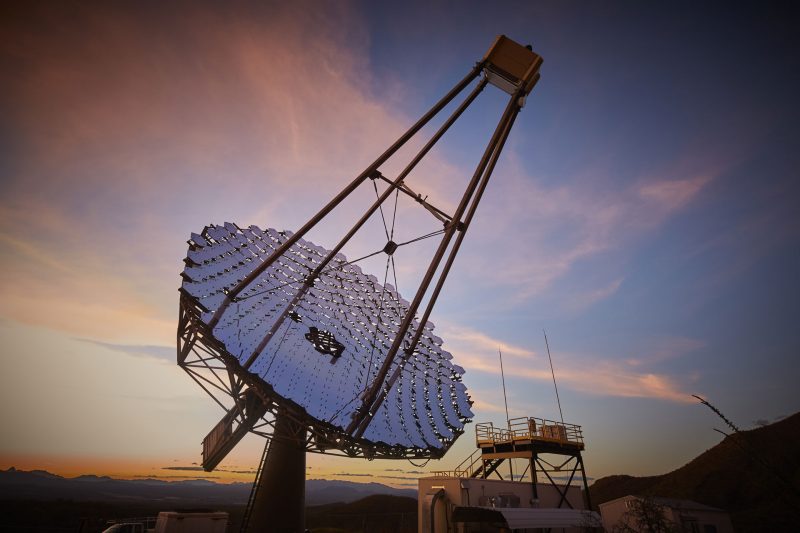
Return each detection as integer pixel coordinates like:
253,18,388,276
430,415,593,509
239,438,271,532
431,448,508,479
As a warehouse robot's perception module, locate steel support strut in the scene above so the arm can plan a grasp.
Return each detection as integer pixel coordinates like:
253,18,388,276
178,294,449,460
240,76,489,370
350,75,538,439
207,64,484,330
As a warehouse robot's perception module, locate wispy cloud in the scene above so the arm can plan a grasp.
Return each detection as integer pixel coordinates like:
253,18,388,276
437,323,536,373
561,277,624,313
0,1,422,344
459,166,716,310
638,175,713,212
625,336,706,367
78,339,174,363
161,465,257,475
444,324,697,403
470,397,514,415
132,474,220,480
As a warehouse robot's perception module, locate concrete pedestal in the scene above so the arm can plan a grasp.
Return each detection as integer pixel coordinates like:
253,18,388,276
246,414,307,532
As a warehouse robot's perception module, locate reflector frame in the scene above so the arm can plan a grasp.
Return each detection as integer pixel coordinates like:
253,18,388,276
180,222,473,454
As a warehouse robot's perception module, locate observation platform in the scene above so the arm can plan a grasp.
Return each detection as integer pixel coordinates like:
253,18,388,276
431,416,586,480
477,416,584,458
426,414,593,521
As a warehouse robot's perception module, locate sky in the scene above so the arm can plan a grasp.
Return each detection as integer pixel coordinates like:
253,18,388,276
1,1,798,490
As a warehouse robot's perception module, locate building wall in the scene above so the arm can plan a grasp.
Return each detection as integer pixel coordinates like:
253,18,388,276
599,495,734,533
418,476,586,533
664,506,734,533
598,498,629,532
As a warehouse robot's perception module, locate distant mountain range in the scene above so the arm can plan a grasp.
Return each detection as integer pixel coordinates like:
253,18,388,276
589,411,800,532
0,468,415,506
6,412,798,531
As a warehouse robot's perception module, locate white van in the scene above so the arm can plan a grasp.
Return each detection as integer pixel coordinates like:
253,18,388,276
151,511,229,533
101,511,228,533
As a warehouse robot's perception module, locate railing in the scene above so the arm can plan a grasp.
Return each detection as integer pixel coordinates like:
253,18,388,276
202,412,234,466
476,416,584,447
430,448,482,478
428,416,585,479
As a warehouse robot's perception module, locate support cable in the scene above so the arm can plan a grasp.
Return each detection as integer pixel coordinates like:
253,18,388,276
364,252,393,393
208,65,485,329
235,229,445,302
351,77,529,438
262,319,295,377
373,179,391,241
235,75,490,371
544,330,565,426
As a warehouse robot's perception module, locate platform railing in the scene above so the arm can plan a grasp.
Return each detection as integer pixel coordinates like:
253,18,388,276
476,416,584,447
430,448,482,478
428,417,584,479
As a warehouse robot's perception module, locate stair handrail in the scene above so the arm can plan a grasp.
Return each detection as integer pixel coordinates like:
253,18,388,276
430,448,482,478
240,437,272,532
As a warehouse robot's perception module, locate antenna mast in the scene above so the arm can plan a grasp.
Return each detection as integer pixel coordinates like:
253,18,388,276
498,347,511,429
543,329,564,425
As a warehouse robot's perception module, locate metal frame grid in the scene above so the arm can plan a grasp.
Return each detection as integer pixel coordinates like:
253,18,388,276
178,291,446,460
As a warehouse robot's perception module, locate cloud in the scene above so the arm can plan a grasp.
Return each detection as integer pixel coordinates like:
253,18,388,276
625,336,706,367
161,465,257,475
638,175,713,212
390,481,419,488
470,398,513,415
459,167,716,309
132,474,220,480
561,277,624,313
437,322,536,373
78,339,174,363
0,1,425,344
445,324,696,403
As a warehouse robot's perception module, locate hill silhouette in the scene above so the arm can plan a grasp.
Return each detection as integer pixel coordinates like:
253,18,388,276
590,411,800,531
0,494,418,533
0,468,414,506
0,471,418,532
306,494,417,533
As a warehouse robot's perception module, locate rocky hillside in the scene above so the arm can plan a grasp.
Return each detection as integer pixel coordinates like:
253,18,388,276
590,411,800,531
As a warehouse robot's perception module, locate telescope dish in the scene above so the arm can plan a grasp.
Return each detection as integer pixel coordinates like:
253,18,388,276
180,223,472,454
176,34,543,532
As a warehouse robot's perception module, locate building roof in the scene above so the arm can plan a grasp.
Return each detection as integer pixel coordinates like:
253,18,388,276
598,494,727,513
453,506,601,529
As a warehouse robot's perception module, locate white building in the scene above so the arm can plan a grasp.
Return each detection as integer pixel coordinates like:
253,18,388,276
598,495,734,533
418,416,601,532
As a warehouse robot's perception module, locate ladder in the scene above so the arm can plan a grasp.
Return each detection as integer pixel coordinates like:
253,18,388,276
240,438,271,532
